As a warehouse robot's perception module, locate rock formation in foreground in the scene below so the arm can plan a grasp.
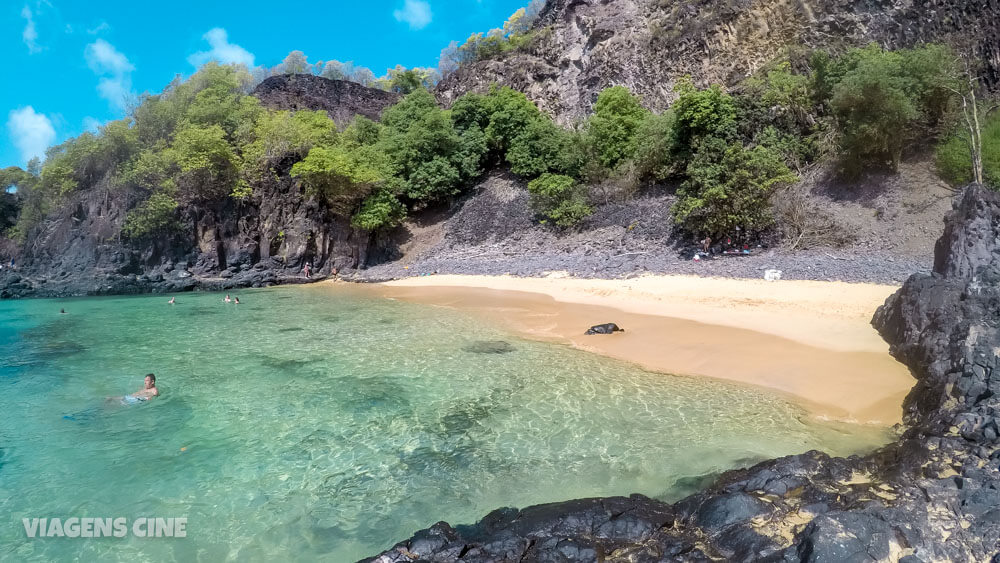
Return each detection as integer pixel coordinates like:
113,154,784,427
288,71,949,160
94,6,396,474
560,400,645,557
366,185,1000,562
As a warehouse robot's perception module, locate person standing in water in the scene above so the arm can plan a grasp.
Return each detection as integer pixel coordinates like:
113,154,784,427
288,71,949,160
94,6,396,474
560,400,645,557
224,294,231,303
234,297,240,304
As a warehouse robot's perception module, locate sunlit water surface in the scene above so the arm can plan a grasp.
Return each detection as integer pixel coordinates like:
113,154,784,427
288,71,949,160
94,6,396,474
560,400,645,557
0,286,891,561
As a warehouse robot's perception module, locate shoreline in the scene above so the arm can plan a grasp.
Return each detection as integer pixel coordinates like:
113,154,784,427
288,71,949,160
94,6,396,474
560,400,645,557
326,273,914,425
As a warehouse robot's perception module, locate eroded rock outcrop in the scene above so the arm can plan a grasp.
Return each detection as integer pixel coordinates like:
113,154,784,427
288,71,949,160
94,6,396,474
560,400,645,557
438,0,1000,123
253,74,400,127
366,185,1000,562
0,76,398,299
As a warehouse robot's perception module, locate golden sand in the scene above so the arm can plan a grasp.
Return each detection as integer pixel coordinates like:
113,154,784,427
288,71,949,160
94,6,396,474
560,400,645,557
327,274,915,425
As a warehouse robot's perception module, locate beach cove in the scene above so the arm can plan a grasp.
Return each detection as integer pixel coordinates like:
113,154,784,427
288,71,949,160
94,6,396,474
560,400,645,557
348,274,915,425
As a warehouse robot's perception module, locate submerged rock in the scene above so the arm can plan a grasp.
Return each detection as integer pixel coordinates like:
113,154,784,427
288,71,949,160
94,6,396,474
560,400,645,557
462,340,516,354
364,185,1000,562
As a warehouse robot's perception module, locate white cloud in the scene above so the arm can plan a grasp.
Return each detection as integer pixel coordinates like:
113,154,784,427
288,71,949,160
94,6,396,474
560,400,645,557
7,107,56,164
87,22,110,35
394,0,432,30
188,28,255,68
21,5,41,53
84,39,135,111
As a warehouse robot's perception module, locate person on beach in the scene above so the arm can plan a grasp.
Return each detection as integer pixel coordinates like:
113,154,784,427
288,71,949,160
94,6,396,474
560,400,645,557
303,262,311,278
115,374,159,405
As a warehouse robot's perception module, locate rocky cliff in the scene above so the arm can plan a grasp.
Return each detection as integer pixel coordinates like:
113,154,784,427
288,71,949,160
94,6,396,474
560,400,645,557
253,74,401,127
438,0,1000,122
366,185,1000,562
0,77,400,299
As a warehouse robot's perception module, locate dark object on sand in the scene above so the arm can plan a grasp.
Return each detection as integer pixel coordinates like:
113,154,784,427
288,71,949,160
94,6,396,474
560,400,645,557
585,323,624,335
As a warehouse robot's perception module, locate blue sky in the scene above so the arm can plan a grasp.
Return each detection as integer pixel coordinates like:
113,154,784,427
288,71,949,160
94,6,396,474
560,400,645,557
2,0,528,169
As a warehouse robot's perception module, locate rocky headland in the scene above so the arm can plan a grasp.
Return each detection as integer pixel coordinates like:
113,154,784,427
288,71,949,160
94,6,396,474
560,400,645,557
364,185,1000,562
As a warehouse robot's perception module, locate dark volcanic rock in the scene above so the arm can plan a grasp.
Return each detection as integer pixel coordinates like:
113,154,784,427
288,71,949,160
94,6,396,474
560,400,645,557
0,76,402,299
253,74,400,127
364,185,1000,562
0,160,366,298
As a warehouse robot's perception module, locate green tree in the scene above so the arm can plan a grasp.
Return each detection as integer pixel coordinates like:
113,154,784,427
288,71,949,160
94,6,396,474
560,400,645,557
669,79,738,165
352,188,407,230
169,124,239,202
291,145,386,209
588,86,649,169
829,43,959,174
632,111,675,181
379,89,482,203
673,139,797,237
507,117,578,177
240,109,338,181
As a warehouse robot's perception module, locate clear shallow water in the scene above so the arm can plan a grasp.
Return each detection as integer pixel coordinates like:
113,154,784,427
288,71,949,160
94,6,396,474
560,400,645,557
0,286,890,561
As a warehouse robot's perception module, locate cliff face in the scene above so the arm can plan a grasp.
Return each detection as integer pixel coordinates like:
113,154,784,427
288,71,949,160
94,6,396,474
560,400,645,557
0,77,398,298
437,0,1000,122
253,74,401,127
367,185,1000,562
1,162,367,298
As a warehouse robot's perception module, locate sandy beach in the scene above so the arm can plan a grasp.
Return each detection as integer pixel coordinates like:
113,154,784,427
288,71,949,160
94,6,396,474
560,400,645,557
329,274,915,425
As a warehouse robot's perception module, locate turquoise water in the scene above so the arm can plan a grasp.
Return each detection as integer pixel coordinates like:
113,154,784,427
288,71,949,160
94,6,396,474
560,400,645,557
0,287,890,561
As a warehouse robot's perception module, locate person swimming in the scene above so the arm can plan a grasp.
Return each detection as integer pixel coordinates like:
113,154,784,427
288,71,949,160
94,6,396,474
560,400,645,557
234,297,240,304
118,374,159,405
224,294,231,303
168,297,175,305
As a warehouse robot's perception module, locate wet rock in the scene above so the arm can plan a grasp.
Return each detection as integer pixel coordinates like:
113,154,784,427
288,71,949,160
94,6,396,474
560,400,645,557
585,323,624,335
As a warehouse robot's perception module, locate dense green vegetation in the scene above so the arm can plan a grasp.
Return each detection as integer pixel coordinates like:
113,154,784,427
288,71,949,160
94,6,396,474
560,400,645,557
937,112,1000,187
2,41,988,248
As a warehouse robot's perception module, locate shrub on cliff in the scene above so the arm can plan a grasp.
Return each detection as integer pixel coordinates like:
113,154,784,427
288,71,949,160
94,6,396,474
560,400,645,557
122,191,181,240
168,124,241,202
673,140,797,237
450,86,582,180
526,173,592,227
631,111,675,182
379,89,484,204
351,188,407,230
291,144,387,210
669,79,738,167
936,113,1000,188
587,86,650,170
826,44,960,175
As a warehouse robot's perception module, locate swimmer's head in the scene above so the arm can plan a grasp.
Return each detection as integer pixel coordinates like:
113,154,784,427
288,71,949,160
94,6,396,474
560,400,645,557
145,373,156,388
